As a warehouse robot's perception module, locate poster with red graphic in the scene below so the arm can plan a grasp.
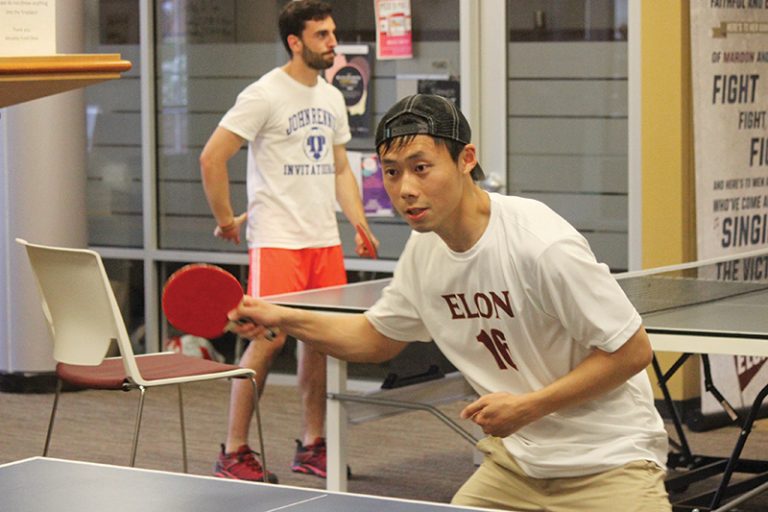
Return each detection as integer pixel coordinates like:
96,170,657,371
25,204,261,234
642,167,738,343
325,45,373,137
374,0,413,60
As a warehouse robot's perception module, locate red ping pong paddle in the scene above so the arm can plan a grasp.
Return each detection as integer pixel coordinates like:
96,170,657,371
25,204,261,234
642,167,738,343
356,224,377,259
162,263,276,340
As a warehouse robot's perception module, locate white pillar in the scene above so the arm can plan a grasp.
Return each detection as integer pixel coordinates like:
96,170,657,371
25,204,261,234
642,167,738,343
0,1,87,390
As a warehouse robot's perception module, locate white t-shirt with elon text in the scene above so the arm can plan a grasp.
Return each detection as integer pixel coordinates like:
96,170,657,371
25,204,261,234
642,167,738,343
365,193,668,479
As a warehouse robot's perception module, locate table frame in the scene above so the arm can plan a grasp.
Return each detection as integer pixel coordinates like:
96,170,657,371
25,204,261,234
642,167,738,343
648,331,768,512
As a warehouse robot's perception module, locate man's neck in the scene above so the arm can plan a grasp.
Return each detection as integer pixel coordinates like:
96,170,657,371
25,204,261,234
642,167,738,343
439,186,491,253
282,58,320,87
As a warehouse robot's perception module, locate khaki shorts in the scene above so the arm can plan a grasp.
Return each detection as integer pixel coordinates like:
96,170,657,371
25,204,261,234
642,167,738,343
452,437,671,512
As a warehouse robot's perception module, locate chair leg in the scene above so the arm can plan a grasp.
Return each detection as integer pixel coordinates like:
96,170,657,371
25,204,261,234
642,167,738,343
177,384,188,473
250,377,269,482
43,379,63,456
130,385,147,467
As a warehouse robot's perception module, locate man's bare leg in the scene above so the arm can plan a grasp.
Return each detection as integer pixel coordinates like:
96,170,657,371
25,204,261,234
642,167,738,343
225,332,286,453
297,340,327,445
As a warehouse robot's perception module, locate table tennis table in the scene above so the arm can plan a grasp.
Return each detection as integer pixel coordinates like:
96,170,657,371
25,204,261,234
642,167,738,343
268,249,768,512
615,249,768,512
0,457,492,512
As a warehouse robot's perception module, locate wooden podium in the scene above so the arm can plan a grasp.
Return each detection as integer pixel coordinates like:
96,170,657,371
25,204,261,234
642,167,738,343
0,54,132,108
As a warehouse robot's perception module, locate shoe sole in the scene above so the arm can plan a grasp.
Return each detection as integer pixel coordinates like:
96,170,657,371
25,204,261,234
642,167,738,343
291,463,327,478
214,469,278,484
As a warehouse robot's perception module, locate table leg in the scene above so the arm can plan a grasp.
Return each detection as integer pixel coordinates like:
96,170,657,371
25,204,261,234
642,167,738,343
326,356,348,492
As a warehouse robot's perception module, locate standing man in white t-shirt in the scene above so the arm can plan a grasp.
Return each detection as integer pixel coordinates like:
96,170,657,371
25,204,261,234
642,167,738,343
200,0,377,483
225,93,672,511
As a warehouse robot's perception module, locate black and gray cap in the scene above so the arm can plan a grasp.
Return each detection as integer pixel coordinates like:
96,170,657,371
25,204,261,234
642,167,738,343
374,94,485,181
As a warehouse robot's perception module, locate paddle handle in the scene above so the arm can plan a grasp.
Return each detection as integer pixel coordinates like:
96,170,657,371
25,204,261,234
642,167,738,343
226,318,279,341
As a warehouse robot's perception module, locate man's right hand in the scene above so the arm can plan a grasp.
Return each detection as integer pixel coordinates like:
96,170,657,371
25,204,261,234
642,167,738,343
214,212,247,244
228,295,284,339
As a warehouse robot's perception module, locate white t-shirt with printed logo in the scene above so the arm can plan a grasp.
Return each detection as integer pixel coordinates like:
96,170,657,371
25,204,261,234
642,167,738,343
219,67,351,249
365,193,668,479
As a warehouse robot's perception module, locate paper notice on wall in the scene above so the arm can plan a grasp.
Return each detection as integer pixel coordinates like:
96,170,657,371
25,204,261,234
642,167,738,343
374,0,413,60
0,0,56,56
337,151,364,212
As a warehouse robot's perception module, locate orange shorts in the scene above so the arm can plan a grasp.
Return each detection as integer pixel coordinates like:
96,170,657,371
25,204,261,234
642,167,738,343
248,246,347,297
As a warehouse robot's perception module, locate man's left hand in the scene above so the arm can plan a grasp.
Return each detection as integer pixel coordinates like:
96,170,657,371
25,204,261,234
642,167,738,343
460,392,543,437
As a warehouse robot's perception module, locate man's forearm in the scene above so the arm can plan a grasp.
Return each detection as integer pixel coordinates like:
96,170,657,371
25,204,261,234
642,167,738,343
460,327,654,436
200,126,244,226
280,308,404,363
529,327,653,417
332,145,367,227
335,168,366,227
201,165,235,226
234,297,406,363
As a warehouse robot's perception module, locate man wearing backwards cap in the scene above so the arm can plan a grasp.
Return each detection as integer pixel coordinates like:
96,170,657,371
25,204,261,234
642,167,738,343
230,93,671,511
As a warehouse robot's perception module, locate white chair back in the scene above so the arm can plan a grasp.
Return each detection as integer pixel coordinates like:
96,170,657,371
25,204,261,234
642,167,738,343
17,239,138,373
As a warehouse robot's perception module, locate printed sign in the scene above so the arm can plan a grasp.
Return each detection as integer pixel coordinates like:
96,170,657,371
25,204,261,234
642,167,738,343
690,1,768,419
374,0,413,60
0,0,56,56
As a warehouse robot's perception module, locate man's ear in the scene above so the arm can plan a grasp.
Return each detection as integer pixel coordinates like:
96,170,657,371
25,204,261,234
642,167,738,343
286,34,302,55
460,144,479,177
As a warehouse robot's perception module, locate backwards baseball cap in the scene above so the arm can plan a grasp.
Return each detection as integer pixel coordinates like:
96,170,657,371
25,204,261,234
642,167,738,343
374,94,485,181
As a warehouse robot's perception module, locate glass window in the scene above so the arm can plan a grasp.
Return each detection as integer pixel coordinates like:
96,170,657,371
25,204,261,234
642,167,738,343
155,0,276,251
103,258,145,352
155,0,460,260
84,0,143,248
506,0,629,270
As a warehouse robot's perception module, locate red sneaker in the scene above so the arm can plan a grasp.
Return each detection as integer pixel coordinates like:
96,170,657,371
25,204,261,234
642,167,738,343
214,444,278,483
291,437,327,478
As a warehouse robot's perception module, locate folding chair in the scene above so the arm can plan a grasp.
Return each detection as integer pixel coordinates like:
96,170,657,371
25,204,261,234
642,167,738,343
16,239,268,478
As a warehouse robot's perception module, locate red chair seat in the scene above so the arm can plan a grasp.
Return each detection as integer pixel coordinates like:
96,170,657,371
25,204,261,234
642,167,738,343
57,353,242,389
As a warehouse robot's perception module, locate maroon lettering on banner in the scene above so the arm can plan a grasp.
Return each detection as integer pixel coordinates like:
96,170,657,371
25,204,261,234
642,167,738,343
735,356,768,390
